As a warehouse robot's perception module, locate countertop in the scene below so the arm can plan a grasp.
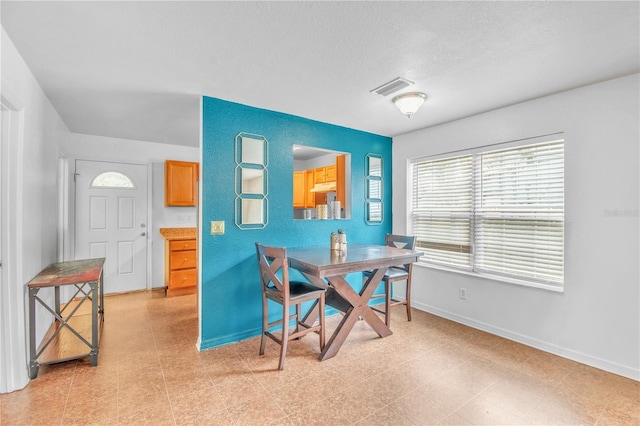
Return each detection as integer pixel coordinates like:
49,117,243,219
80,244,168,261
159,227,197,240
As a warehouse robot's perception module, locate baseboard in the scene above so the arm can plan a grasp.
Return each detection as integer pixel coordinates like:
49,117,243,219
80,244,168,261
198,327,262,351
198,310,344,352
412,301,639,381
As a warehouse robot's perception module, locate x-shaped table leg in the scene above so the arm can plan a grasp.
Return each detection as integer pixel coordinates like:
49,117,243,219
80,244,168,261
301,268,392,361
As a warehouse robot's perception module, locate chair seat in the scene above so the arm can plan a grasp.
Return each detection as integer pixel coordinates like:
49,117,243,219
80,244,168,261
290,281,325,298
363,267,409,280
265,281,324,300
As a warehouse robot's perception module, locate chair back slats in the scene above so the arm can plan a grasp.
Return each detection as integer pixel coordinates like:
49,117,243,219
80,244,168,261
385,234,417,273
256,243,289,294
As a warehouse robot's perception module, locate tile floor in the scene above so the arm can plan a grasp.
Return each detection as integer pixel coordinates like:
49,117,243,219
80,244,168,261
1,290,638,425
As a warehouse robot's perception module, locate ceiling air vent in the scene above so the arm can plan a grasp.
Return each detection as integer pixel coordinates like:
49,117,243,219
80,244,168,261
370,77,414,97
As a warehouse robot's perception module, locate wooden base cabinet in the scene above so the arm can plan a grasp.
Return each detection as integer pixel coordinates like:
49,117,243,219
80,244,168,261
165,239,197,296
160,228,198,297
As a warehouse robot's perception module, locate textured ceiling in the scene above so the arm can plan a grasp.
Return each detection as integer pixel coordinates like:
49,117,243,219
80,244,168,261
2,1,638,147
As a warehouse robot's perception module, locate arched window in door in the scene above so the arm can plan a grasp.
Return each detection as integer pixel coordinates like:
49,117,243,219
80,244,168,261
90,172,135,188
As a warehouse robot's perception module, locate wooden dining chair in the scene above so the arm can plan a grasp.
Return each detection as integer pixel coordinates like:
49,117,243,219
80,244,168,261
255,242,326,370
364,234,417,326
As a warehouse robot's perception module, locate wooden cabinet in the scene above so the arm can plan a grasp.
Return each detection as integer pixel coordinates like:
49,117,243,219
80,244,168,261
314,167,327,184
336,155,346,207
313,165,337,185
305,169,316,208
293,171,305,208
165,160,199,206
326,165,337,182
164,237,197,297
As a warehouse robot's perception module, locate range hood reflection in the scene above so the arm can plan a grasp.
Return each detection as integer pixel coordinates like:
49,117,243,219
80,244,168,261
309,182,336,193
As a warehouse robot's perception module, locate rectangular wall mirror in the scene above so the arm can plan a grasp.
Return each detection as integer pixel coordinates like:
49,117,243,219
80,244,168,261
235,132,268,229
292,145,351,220
365,153,383,225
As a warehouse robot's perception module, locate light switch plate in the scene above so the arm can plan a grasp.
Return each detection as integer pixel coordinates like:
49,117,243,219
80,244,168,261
210,221,225,235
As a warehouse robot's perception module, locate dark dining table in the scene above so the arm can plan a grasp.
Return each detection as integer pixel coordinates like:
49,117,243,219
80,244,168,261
286,243,423,361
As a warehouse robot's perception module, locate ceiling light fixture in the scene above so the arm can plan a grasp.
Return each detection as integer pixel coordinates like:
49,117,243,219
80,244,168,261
392,92,427,118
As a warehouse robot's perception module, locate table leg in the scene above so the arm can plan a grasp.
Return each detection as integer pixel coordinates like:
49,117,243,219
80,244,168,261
358,269,393,334
99,271,104,318
90,280,99,366
299,273,328,327
319,268,392,361
28,287,39,379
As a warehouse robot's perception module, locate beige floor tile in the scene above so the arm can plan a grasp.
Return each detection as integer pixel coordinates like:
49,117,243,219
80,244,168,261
526,385,608,425
169,388,227,421
265,376,325,416
327,379,388,423
420,368,480,412
357,403,414,425
2,408,66,426
514,347,578,385
226,391,288,425
175,407,236,426
558,362,622,401
438,412,473,425
287,398,351,426
117,402,175,425
481,369,556,417
455,395,526,425
596,383,640,426
388,387,453,425
367,367,422,405
61,393,118,425
117,382,171,416
215,374,266,408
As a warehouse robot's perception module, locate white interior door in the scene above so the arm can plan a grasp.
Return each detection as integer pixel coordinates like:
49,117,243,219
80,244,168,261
75,160,148,294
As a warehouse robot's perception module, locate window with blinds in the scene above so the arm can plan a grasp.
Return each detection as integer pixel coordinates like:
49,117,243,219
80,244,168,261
409,138,564,288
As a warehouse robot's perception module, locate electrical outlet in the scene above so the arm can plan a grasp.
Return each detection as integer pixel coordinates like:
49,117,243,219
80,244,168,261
210,221,225,235
459,288,467,300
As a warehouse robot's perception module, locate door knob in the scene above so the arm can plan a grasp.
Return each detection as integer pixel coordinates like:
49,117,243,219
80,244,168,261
141,232,147,236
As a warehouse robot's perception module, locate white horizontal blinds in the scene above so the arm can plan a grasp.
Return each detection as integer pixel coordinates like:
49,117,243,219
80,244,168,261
474,141,564,284
411,155,473,268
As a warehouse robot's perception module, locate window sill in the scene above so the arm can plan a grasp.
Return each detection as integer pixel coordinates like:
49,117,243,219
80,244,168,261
415,262,565,293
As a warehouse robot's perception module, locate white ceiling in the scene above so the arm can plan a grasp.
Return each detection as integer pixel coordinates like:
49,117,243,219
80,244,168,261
2,1,638,148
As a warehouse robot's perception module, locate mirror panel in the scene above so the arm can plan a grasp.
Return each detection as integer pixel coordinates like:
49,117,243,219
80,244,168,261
366,201,383,223
367,179,382,199
242,199,264,224
242,168,264,195
367,156,382,177
293,145,351,220
241,136,265,165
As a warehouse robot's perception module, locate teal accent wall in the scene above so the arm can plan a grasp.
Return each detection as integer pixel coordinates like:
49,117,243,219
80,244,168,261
200,96,393,349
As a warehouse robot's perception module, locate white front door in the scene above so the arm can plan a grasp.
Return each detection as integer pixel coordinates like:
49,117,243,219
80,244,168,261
75,160,148,294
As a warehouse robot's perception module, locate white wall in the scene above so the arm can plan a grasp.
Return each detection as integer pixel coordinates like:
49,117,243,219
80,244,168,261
59,134,199,289
1,28,68,392
393,74,639,380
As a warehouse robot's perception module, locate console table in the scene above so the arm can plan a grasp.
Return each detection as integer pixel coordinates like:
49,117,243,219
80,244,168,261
27,258,105,379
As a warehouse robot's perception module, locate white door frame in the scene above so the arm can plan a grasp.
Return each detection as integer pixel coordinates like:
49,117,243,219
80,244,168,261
57,154,73,263
0,88,28,393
